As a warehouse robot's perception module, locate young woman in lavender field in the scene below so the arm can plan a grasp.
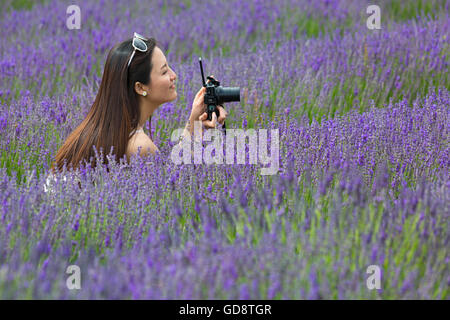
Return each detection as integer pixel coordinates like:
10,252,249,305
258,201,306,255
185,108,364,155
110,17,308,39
45,33,227,191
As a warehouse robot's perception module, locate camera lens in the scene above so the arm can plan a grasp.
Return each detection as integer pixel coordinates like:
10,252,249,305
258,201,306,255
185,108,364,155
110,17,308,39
216,86,240,104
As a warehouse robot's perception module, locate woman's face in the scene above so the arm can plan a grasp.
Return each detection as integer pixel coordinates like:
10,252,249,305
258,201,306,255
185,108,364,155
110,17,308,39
145,46,177,104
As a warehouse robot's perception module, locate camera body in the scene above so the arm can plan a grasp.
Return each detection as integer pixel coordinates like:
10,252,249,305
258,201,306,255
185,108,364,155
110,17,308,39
199,58,240,121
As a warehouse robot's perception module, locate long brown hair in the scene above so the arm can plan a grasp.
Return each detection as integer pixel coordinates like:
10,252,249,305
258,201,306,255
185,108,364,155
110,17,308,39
51,36,158,173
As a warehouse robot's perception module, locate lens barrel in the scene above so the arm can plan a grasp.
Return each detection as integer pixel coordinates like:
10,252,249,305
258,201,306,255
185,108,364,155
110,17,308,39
216,86,240,104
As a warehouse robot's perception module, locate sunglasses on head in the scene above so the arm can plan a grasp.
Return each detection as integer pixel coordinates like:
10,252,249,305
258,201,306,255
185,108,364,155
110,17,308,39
127,32,149,68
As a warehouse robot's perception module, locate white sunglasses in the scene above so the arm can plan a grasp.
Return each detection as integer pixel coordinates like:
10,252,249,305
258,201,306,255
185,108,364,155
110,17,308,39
127,32,149,68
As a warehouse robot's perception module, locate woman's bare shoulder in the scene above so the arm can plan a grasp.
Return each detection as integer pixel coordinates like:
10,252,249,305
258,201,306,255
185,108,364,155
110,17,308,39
126,132,158,159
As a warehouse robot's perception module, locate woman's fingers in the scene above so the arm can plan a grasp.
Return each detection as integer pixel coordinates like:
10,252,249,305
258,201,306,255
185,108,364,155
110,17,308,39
200,112,217,128
207,112,218,128
217,106,228,125
199,106,227,127
195,87,205,101
194,87,205,102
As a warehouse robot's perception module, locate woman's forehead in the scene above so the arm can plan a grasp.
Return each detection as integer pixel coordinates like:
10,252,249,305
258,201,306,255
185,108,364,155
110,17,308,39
152,47,166,65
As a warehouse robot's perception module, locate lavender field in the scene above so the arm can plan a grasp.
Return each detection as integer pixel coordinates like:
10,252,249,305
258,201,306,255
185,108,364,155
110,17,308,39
0,0,449,299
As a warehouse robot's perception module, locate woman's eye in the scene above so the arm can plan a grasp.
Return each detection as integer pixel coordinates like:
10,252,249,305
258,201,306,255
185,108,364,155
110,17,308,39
163,71,167,75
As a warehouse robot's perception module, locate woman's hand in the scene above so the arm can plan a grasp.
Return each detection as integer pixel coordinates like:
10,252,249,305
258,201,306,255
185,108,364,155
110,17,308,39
199,106,228,129
189,86,207,122
188,75,228,129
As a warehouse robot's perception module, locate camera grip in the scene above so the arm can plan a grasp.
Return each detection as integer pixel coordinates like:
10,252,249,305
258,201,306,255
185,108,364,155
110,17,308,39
206,105,220,121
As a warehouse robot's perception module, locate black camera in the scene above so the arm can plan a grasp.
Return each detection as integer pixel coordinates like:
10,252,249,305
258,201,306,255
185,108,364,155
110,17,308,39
199,57,240,121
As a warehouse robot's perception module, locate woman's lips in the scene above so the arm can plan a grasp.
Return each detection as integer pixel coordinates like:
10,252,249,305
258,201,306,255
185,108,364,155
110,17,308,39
170,83,176,89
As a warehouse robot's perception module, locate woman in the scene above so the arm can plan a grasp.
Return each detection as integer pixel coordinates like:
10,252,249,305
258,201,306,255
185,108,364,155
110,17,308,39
44,33,227,193
51,32,227,173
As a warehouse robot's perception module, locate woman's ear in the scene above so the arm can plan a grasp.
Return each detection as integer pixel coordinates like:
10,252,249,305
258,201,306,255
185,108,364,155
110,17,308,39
133,82,141,95
134,82,149,96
